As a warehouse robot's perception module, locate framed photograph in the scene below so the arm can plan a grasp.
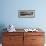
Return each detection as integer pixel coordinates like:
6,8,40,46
18,10,35,18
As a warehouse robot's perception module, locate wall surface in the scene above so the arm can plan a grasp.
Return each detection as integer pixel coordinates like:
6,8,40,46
0,0,46,44
0,0,46,30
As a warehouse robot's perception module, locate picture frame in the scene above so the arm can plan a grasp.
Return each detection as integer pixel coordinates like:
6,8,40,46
18,10,35,18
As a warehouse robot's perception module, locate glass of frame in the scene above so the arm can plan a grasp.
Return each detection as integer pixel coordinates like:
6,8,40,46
18,10,35,18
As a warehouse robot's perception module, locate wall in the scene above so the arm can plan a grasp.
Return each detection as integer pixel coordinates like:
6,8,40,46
0,0,46,30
